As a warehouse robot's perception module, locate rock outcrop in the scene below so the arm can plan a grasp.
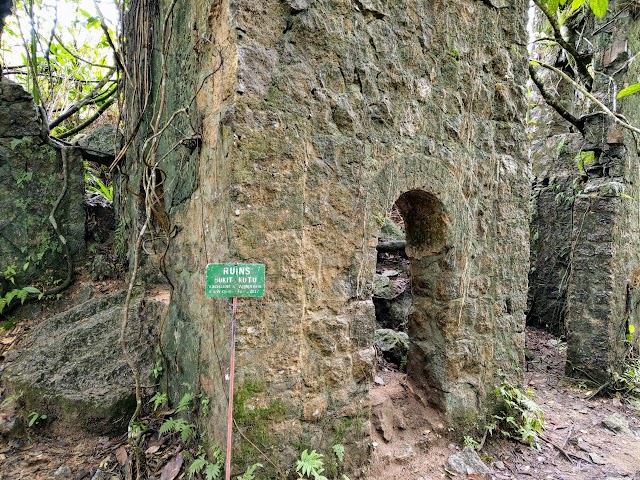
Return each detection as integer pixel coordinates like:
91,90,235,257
3,289,167,433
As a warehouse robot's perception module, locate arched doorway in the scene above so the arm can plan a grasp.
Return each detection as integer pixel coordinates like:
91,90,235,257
372,189,451,408
396,189,450,409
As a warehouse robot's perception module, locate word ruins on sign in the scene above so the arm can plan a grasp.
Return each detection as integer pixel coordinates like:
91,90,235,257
205,263,265,298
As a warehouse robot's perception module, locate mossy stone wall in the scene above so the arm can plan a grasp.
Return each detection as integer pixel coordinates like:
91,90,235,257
123,0,530,476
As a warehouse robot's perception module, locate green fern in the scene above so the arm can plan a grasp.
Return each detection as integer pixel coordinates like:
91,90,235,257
296,450,328,480
175,392,195,413
188,456,208,478
159,418,196,442
205,462,222,480
237,463,263,480
332,444,345,463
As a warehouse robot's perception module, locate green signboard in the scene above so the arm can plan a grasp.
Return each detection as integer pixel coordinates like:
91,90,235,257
206,263,265,298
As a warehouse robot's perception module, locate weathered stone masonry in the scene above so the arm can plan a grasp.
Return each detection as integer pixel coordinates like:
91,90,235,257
122,0,530,475
529,3,640,383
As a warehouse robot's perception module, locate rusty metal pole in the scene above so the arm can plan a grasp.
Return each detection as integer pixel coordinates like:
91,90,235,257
225,295,237,480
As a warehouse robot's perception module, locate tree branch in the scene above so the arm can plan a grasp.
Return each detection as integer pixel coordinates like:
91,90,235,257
56,94,116,140
532,59,640,136
48,67,116,129
532,0,592,85
529,63,584,132
52,32,115,69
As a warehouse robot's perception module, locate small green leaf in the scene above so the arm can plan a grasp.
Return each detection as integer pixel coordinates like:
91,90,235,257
205,462,222,480
616,82,640,100
589,0,608,17
630,325,636,334
547,0,560,14
571,0,586,10
188,456,207,477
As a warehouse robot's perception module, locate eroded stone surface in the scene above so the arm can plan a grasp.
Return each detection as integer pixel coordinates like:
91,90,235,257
122,0,530,475
3,289,166,433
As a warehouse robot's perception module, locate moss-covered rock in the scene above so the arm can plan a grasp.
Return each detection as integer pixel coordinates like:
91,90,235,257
3,289,166,433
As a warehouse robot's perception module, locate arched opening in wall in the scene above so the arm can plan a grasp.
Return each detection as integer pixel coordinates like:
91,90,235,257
369,190,450,468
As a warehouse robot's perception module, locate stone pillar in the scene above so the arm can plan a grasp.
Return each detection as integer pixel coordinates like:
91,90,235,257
530,2,640,382
123,0,530,475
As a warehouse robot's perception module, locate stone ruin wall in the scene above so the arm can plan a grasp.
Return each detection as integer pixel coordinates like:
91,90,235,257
529,3,640,383
0,80,85,292
121,0,530,475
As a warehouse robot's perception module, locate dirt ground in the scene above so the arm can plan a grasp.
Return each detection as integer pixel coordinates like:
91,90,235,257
365,327,640,480
3,306,640,480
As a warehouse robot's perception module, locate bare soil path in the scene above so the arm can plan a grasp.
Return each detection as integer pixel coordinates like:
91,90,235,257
365,327,640,480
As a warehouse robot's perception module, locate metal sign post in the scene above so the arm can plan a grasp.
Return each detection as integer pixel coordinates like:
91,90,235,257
206,263,265,480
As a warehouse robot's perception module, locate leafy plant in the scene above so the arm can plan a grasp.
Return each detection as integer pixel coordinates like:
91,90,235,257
237,463,264,480
159,417,196,443
0,286,42,314
463,435,480,450
612,359,640,396
2,0,119,135
539,0,608,18
0,265,42,314
175,391,195,413
150,392,168,411
296,450,328,480
85,163,113,202
575,150,595,173
150,360,164,379
27,411,47,427
627,324,636,343
188,447,223,480
332,444,345,463
493,382,545,447
158,391,197,442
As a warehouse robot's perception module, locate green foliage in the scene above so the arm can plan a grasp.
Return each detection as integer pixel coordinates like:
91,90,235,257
463,435,481,450
575,150,595,173
541,0,608,17
158,390,197,442
150,392,168,411
296,450,328,480
159,417,196,443
627,324,636,343
332,444,345,463
200,395,211,417
85,163,114,202
294,448,351,480
150,360,164,379
612,358,640,396
399,355,407,372
27,411,47,427
187,446,223,480
0,265,42,314
493,382,544,447
617,83,640,100
175,391,195,414
128,419,149,441
237,463,264,480
1,0,119,134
